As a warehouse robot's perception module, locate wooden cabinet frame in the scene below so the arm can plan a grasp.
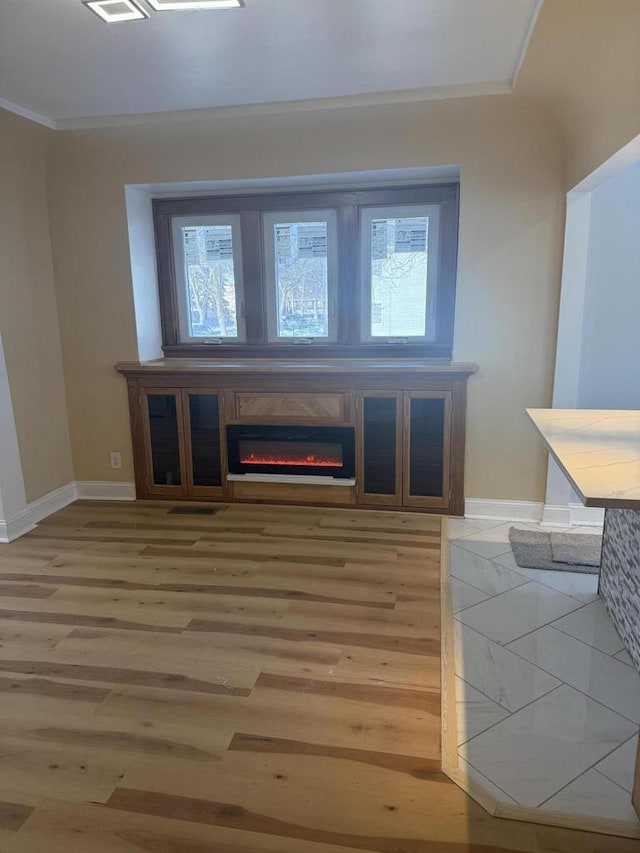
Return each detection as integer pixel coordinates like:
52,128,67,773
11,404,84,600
402,390,452,510
119,360,475,514
356,391,403,507
182,389,227,499
140,388,188,498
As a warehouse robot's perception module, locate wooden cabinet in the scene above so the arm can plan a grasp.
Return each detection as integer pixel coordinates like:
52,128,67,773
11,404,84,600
119,359,476,514
183,391,225,498
403,391,452,510
140,389,225,500
141,389,187,498
356,390,452,510
357,392,402,507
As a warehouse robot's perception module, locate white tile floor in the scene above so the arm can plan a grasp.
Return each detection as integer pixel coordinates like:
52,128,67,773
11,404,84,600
448,518,640,825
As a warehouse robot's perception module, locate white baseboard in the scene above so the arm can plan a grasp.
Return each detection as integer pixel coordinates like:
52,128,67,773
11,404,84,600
568,502,605,528
0,480,136,543
0,508,37,543
464,498,543,523
541,503,572,527
75,481,136,501
28,482,79,524
464,497,605,529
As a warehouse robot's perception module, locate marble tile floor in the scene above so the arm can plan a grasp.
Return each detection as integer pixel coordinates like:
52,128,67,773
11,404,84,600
448,517,640,826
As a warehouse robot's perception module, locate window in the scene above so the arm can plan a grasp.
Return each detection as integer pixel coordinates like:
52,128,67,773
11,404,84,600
171,215,244,341
154,183,458,357
361,204,440,342
262,210,338,342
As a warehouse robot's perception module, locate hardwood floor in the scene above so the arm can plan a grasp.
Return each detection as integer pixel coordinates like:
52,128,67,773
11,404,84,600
0,500,635,851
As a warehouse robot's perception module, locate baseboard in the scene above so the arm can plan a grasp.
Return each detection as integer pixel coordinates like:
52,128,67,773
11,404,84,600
0,482,78,543
0,508,37,543
75,481,136,501
28,482,79,524
464,498,543,523
569,502,605,528
0,480,136,543
541,504,572,527
464,498,604,529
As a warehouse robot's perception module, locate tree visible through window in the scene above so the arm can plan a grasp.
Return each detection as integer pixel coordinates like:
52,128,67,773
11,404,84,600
274,222,328,338
181,224,239,338
370,216,429,338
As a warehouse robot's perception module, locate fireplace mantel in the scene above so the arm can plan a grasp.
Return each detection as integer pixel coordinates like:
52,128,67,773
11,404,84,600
116,358,477,515
116,358,478,378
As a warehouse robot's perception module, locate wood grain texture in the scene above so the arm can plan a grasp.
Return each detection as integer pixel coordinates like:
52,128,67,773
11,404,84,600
118,359,474,514
0,500,635,851
233,392,347,422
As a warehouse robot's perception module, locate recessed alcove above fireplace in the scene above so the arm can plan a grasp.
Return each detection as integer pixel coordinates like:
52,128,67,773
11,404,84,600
227,424,356,479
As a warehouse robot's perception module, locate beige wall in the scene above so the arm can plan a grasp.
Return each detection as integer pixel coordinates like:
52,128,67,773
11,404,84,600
0,109,73,502
3,2,639,509
47,95,566,503
517,0,640,189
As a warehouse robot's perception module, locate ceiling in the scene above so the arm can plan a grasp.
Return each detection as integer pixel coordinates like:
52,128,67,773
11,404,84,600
0,0,542,129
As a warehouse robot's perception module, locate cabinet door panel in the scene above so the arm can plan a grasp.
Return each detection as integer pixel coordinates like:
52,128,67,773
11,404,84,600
184,391,225,496
403,391,451,509
357,393,401,506
142,389,186,497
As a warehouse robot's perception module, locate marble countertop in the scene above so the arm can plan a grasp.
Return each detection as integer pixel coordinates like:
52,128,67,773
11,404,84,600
527,408,640,509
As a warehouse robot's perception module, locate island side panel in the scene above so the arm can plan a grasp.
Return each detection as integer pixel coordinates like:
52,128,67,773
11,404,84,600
599,507,640,672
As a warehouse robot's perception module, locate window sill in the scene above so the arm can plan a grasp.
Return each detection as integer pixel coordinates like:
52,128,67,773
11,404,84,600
162,343,454,360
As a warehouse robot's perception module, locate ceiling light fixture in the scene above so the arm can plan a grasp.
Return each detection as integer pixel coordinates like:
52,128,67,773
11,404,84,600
83,0,149,22
145,0,243,10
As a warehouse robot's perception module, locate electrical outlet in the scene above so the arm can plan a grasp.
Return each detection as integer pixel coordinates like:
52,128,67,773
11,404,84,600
110,451,122,470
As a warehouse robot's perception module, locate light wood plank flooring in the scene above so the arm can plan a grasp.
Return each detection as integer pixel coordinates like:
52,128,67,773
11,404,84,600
0,500,635,852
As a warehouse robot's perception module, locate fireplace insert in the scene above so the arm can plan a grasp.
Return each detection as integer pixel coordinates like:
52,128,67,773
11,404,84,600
226,424,355,478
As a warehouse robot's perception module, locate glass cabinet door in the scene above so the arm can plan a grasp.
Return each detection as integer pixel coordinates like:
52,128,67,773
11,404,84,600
403,391,451,508
183,391,224,495
142,389,186,496
357,393,401,505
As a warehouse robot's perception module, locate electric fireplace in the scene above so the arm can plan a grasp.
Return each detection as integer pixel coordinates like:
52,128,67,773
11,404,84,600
226,425,355,478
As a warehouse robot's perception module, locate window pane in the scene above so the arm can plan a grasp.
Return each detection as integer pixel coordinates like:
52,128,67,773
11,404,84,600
370,216,429,337
181,225,238,338
273,221,329,338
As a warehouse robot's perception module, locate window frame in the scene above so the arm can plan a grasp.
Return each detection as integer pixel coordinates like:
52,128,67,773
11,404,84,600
153,182,459,359
359,203,441,344
262,208,339,343
171,213,246,343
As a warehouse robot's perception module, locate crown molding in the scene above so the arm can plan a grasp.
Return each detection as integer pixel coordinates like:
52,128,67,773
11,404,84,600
56,81,513,130
512,0,544,86
2,80,512,133
0,96,56,130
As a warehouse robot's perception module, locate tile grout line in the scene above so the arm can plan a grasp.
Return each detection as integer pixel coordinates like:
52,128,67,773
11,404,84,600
486,549,601,604
456,753,519,804
593,765,636,796
461,686,638,810
549,619,626,658
455,591,590,647
459,681,564,743
535,735,640,808
502,630,640,727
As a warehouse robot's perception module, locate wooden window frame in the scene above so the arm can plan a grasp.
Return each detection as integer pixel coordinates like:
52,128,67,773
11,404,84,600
261,208,339,344
171,214,246,343
153,183,459,359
